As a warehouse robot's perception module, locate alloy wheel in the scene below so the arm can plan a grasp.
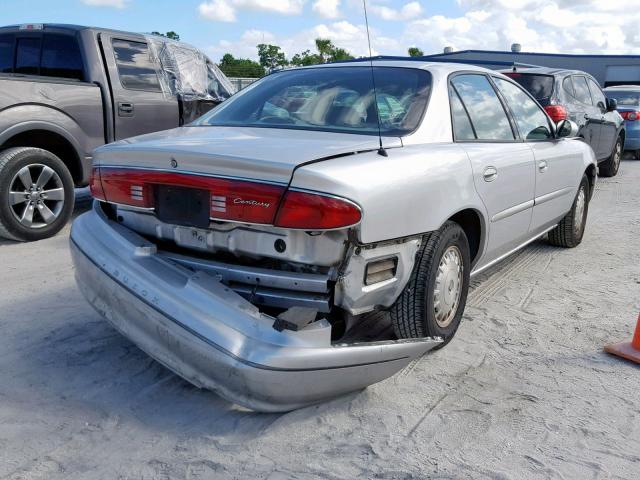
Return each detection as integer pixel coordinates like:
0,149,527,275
8,163,65,229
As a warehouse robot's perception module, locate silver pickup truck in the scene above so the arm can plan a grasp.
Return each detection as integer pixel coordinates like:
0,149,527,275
0,23,234,241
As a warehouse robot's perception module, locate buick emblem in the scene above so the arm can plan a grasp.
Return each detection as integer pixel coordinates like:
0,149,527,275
170,158,178,168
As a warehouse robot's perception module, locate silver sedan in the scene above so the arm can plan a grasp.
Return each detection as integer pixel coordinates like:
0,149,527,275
71,60,596,411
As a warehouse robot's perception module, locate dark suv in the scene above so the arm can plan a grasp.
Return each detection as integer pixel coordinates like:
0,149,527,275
502,67,624,177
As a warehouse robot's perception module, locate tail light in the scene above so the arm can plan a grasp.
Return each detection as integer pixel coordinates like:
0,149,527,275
274,190,361,230
620,111,640,121
544,105,568,123
89,167,106,201
91,167,362,230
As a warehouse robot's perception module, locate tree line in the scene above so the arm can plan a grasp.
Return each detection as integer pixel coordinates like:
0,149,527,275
218,39,426,78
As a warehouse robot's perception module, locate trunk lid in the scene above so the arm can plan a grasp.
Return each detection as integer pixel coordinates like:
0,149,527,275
94,126,402,184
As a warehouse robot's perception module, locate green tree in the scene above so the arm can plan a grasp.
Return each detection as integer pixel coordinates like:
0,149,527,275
151,31,180,41
257,44,288,70
408,47,424,57
290,39,353,66
218,53,265,78
290,49,322,66
315,38,333,63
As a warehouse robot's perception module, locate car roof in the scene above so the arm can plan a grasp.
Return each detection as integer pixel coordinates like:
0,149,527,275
500,66,590,77
291,57,495,76
604,85,640,91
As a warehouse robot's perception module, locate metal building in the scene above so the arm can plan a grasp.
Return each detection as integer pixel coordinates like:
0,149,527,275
423,45,640,87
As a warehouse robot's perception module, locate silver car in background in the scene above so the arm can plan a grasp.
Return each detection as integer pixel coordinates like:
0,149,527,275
71,60,596,411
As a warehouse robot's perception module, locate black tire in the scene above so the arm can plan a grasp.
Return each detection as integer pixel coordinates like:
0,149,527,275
390,221,471,348
548,174,590,248
0,147,75,242
599,135,622,177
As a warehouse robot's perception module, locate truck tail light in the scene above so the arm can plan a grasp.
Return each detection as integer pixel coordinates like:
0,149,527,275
620,111,640,121
544,105,569,123
274,190,362,230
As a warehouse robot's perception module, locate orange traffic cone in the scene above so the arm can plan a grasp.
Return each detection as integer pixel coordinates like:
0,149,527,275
604,313,640,364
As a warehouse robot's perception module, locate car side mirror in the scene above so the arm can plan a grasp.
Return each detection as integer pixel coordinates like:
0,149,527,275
606,97,617,112
556,119,579,138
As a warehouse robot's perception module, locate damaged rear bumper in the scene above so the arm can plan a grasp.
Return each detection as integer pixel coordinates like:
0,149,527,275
70,202,441,412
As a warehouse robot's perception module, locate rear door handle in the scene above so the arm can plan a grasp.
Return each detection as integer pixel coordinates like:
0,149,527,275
538,160,548,172
483,166,498,182
118,102,134,117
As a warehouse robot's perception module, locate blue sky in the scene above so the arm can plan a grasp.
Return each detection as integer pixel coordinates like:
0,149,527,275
2,0,638,62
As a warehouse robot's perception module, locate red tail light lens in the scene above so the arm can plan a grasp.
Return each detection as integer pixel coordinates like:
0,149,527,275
94,167,285,224
274,190,362,230
544,105,568,123
89,167,106,201
620,111,640,121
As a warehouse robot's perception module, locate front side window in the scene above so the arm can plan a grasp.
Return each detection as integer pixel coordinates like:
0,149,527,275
450,74,514,141
112,39,162,92
41,34,84,80
493,77,552,140
15,37,40,75
572,76,593,105
587,78,606,110
0,34,14,73
195,66,432,136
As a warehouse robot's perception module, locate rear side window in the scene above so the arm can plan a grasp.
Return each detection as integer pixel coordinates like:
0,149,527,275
562,76,574,97
572,76,593,105
504,73,554,102
41,34,84,80
450,74,514,141
0,34,14,73
112,39,161,92
15,37,40,75
449,85,476,140
587,78,606,109
493,77,552,140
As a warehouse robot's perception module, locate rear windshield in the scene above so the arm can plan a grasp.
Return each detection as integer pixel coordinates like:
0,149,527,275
194,66,432,136
504,73,554,102
605,91,640,106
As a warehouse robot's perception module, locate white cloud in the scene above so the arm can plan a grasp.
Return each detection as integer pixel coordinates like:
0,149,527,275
206,20,401,62
370,1,422,21
198,0,305,22
81,0,128,7
406,1,640,55
199,0,237,22
313,0,341,19
205,0,640,63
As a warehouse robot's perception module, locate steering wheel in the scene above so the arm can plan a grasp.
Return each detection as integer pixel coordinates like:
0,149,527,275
259,115,295,124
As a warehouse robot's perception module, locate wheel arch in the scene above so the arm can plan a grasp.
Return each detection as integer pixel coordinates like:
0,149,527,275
0,124,84,186
447,208,486,267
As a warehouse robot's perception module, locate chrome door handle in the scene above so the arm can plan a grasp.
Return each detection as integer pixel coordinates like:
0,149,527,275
483,166,498,182
538,160,548,172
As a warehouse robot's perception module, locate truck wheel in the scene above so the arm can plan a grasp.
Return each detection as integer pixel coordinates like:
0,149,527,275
390,221,471,348
0,147,75,242
599,136,622,177
548,174,589,248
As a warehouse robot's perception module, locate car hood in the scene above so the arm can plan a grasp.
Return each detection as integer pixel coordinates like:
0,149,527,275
94,126,402,184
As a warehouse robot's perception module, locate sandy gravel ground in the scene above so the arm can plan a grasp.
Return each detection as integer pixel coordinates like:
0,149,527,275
1,162,639,480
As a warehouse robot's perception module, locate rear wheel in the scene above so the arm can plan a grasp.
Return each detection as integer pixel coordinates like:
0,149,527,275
548,174,590,248
599,136,622,177
0,147,74,242
390,221,471,347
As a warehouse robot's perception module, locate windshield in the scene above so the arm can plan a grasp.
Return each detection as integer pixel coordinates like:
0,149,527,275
605,91,640,106
193,66,432,136
504,73,554,102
